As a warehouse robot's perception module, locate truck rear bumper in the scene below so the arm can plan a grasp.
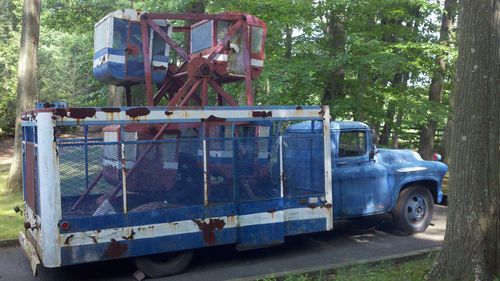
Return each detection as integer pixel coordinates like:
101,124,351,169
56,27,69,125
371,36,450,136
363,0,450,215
19,231,40,276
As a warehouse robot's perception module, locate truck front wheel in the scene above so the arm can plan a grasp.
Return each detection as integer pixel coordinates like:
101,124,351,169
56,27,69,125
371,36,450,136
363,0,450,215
393,185,433,234
134,251,193,278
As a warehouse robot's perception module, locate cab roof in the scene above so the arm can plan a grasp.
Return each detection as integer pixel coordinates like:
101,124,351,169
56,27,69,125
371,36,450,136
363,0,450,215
285,121,369,133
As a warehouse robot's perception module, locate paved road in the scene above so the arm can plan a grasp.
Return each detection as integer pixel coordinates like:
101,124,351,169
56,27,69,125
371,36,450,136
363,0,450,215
0,206,446,281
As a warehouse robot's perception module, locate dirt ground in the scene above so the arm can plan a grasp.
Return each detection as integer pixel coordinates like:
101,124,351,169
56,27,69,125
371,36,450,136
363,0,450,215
0,137,13,166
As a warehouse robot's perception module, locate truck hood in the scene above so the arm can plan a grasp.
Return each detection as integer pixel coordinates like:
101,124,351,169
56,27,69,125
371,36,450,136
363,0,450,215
377,148,448,175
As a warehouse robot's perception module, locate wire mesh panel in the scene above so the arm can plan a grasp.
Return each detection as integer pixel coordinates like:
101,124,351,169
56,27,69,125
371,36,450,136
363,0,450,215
59,143,118,217
236,135,280,202
282,133,325,197
207,138,234,204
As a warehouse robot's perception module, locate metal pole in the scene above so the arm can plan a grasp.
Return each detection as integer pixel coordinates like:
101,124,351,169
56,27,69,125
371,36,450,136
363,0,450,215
279,135,284,198
120,126,128,213
84,125,89,190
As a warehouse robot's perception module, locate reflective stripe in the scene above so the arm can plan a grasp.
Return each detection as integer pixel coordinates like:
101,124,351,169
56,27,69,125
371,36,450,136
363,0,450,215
93,54,168,69
60,207,328,247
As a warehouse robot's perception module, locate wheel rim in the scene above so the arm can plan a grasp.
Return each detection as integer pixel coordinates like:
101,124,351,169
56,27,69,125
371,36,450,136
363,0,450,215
406,194,427,223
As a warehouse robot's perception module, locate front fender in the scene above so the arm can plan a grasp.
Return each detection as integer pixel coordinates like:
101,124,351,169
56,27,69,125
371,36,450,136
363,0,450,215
386,161,448,210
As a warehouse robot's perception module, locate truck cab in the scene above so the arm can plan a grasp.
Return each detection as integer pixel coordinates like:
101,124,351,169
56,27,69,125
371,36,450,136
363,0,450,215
285,120,448,234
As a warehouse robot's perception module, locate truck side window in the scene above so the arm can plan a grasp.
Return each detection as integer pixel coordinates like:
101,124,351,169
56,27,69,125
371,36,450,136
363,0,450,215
339,131,366,157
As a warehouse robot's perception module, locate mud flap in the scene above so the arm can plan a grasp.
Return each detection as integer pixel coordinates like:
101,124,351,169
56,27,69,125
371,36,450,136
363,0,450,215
19,231,40,276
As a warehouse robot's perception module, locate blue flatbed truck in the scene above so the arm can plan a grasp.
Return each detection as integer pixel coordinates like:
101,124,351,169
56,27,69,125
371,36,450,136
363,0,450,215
19,105,447,278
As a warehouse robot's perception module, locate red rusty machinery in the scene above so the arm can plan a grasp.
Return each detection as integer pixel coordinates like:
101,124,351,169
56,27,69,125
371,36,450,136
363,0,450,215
140,12,267,107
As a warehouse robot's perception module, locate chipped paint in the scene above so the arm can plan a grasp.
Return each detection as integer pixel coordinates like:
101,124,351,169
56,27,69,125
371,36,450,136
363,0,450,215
103,239,128,258
193,218,226,244
68,108,96,119
126,107,151,118
64,234,74,246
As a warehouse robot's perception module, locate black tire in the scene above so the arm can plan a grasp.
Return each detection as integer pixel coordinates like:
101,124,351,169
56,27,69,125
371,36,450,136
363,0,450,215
134,251,194,278
392,185,434,234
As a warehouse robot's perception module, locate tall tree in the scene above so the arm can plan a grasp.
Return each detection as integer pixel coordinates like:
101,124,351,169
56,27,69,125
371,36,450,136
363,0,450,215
428,0,499,279
418,0,457,160
4,0,41,194
321,4,345,112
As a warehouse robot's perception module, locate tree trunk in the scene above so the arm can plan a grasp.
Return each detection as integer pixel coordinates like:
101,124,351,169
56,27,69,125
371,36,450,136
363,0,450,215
284,24,292,59
391,109,402,148
4,0,41,194
418,0,457,160
107,85,124,106
428,0,499,279
378,103,395,146
321,10,345,111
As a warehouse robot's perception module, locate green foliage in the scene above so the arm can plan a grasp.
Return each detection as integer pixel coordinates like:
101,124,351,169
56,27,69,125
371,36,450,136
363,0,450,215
0,0,455,147
0,0,22,135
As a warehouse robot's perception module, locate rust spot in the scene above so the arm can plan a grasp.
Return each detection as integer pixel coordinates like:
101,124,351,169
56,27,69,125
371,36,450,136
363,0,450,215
126,107,150,118
165,110,173,116
64,234,74,246
252,111,272,118
89,235,98,244
267,208,276,213
324,203,332,209
296,105,303,110
193,218,225,244
202,115,226,122
102,107,121,113
69,108,96,119
103,239,128,259
319,106,326,116
308,204,317,209
54,108,68,118
121,229,135,240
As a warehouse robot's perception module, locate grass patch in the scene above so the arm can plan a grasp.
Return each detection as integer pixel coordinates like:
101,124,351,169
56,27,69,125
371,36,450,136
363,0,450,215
261,253,436,281
0,163,24,240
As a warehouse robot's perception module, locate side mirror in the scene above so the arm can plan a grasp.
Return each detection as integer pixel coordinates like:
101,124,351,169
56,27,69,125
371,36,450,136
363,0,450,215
369,144,378,161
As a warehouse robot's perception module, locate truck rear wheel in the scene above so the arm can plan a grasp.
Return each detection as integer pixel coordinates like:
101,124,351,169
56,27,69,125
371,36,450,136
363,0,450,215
134,251,193,278
393,185,433,234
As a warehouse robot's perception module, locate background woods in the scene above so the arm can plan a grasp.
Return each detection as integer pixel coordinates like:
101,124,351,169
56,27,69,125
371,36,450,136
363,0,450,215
2,0,499,279
0,0,456,190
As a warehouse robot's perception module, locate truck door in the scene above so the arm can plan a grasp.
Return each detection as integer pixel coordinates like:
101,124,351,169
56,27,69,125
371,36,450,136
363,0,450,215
334,130,389,217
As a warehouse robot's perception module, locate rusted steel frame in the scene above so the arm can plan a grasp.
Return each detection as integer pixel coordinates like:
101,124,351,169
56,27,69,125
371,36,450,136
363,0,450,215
154,80,175,105
172,26,190,32
102,122,173,205
145,12,242,21
140,19,154,106
208,80,238,106
201,78,209,106
241,21,254,106
146,17,190,62
153,64,188,105
168,78,196,106
71,172,103,210
171,71,188,78
207,20,243,61
179,80,202,106
192,93,203,105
